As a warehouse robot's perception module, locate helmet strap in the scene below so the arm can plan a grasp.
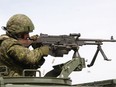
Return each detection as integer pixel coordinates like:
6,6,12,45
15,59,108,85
1,26,19,39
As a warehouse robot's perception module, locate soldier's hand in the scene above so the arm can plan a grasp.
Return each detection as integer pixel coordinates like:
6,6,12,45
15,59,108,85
30,35,39,41
39,45,50,56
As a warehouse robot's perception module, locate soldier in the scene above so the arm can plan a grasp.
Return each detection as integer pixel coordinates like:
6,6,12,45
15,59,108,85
0,14,49,77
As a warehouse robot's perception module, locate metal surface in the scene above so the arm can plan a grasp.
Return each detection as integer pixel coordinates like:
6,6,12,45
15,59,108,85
0,77,72,86
1,76,116,87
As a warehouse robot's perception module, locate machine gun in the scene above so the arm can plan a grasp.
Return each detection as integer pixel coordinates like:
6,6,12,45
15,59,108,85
32,33,116,67
31,33,116,77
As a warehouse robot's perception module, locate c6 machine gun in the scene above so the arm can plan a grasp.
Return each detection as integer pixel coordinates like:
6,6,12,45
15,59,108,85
31,33,116,78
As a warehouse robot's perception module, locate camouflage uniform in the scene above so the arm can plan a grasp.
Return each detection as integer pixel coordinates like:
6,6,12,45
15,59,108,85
0,14,49,77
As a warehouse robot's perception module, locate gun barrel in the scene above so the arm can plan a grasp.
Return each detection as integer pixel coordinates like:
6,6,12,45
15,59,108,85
78,38,116,42
77,38,116,46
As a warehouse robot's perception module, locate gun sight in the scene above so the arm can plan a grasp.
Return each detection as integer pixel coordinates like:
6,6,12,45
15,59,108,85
70,33,81,37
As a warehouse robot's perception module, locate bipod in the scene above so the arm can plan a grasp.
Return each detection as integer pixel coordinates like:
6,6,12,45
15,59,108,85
87,45,111,67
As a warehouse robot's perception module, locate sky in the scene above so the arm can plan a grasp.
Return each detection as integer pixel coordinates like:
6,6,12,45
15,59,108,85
0,0,116,84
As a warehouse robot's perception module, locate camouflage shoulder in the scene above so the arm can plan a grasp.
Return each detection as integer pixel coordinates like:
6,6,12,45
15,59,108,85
1,36,21,49
0,34,10,40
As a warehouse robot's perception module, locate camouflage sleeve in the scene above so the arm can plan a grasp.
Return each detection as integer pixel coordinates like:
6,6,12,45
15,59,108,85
1,38,47,65
7,45,44,64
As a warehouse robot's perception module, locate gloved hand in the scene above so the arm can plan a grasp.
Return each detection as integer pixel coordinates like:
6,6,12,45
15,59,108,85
30,35,42,49
39,45,50,56
30,35,39,41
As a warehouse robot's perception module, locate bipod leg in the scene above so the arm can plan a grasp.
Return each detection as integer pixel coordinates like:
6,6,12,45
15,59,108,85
99,45,111,61
87,45,100,67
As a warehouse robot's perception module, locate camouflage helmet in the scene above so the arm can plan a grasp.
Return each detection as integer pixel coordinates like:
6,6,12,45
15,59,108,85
6,14,34,34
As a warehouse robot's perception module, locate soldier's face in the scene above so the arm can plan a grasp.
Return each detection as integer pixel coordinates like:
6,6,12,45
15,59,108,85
23,33,30,40
18,33,32,47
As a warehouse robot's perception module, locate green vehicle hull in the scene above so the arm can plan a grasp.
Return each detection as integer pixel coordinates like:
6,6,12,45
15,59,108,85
0,77,116,87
